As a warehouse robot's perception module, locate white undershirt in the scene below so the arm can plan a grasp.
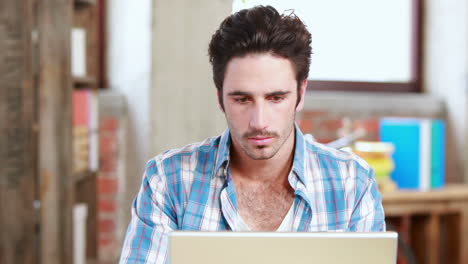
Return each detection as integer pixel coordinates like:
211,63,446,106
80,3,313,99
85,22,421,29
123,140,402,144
236,203,295,231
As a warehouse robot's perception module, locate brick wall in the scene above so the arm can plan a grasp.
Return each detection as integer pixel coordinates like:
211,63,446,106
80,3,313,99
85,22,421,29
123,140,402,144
297,110,380,144
96,92,127,263
97,116,120,262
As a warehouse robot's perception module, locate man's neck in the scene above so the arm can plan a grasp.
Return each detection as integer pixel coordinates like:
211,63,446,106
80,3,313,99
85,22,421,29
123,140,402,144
229,129,296,184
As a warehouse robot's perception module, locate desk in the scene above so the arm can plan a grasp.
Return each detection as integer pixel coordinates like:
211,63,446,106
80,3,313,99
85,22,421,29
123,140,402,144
382,184,468,264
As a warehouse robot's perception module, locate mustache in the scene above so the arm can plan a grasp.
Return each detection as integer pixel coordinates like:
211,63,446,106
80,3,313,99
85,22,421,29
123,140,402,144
243,130,278,138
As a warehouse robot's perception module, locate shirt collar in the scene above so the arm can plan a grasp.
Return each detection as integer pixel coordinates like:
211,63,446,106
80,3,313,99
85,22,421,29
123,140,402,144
291,123,307,184
214,128,231,176
213,123,308,183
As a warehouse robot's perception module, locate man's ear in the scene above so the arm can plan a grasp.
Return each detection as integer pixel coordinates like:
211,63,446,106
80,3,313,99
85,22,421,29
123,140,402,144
217,89,225,113
295,79,307,112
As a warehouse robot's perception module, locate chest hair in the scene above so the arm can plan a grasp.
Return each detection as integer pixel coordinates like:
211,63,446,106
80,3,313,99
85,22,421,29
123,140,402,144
236,181,294,231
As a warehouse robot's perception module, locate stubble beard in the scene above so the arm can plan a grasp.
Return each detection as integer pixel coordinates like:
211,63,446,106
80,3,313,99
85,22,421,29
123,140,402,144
229,114,296,161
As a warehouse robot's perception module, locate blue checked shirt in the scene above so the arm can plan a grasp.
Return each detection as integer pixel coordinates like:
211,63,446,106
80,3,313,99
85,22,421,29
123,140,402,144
120,125,386,263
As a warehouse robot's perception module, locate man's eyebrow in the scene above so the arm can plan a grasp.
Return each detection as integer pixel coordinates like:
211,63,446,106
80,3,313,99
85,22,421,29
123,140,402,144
266,91,291,96
227,91,252,96
227,91,291,96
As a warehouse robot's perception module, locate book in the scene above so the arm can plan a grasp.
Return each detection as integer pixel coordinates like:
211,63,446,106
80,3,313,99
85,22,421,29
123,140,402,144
88,89,99,172
431,120,445,189
73,90,89,173
71,28,87,78
379,118,445,191
72,89,99,173
419,119,431,191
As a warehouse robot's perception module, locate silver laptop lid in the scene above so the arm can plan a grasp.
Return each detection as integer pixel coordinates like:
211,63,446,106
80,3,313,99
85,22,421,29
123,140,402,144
169,231,398,264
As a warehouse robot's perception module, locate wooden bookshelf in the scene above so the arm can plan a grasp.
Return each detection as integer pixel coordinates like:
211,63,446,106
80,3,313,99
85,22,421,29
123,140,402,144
72,0,106,262
1,0,105,263
383,184,468,264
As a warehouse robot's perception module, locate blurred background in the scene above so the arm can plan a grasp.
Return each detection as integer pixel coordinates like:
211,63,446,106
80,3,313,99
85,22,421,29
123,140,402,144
1,0,467,263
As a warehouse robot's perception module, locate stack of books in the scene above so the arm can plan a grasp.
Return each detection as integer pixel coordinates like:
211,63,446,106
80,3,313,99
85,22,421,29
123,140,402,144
379,117,445,191
72,89,98,174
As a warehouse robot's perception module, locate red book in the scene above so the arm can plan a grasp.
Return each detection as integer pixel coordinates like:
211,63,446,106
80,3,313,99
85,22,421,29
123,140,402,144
73,90,92,173
73,90,90,127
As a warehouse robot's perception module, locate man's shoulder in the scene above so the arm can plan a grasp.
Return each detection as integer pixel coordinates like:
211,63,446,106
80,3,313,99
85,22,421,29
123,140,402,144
151,135,221,165
302,133,372,172
144,135,222,177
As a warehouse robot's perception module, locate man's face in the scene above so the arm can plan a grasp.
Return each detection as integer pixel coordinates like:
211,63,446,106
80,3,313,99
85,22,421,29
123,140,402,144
220,53,306,160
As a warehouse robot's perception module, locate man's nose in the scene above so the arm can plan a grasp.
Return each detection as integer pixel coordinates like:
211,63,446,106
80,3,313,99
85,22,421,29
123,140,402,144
249,103,267,131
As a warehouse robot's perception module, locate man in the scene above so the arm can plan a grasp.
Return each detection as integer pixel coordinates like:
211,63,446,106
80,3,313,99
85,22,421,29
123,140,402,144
120,5,385,264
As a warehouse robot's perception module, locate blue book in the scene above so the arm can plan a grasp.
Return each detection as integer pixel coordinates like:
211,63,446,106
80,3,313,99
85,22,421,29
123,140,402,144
431,120,445,189
379,118,422,189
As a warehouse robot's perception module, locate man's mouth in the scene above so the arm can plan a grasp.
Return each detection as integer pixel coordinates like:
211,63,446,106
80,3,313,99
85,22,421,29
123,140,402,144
247,136,274,145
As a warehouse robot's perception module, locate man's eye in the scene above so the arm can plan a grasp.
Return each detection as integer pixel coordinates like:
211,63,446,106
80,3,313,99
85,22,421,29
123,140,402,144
271,96,284,102
235,97,249,103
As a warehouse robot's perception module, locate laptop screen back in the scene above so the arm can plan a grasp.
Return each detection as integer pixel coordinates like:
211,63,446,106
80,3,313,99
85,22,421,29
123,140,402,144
169,231,398,264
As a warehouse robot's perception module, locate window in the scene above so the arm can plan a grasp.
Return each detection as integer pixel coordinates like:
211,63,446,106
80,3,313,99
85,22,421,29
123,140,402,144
232,0,423,92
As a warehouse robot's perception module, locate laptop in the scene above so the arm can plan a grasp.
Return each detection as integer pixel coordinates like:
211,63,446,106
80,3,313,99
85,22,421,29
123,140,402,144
169,231,398,264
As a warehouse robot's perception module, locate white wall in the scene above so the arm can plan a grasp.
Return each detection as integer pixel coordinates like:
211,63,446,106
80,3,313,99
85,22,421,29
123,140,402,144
107,0,153,248
425,0,468,182
151,0,230,155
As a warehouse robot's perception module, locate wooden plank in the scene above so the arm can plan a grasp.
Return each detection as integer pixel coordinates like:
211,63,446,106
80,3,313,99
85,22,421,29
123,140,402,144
411,214,441,264
441,213,460,264
75,0,97,7
461,208,468,264
386,216,411,264
98,0,107,88
37,0,74,263
382,184,468,203
426,214,441,264
384,201,461,217
0,0,37,263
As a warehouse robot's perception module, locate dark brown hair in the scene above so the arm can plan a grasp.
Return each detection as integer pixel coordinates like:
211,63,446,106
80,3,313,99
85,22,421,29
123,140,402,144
208,5,312,108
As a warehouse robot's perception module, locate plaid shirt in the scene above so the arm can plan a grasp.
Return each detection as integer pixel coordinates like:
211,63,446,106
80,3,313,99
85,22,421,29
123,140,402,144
119,125,386,263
